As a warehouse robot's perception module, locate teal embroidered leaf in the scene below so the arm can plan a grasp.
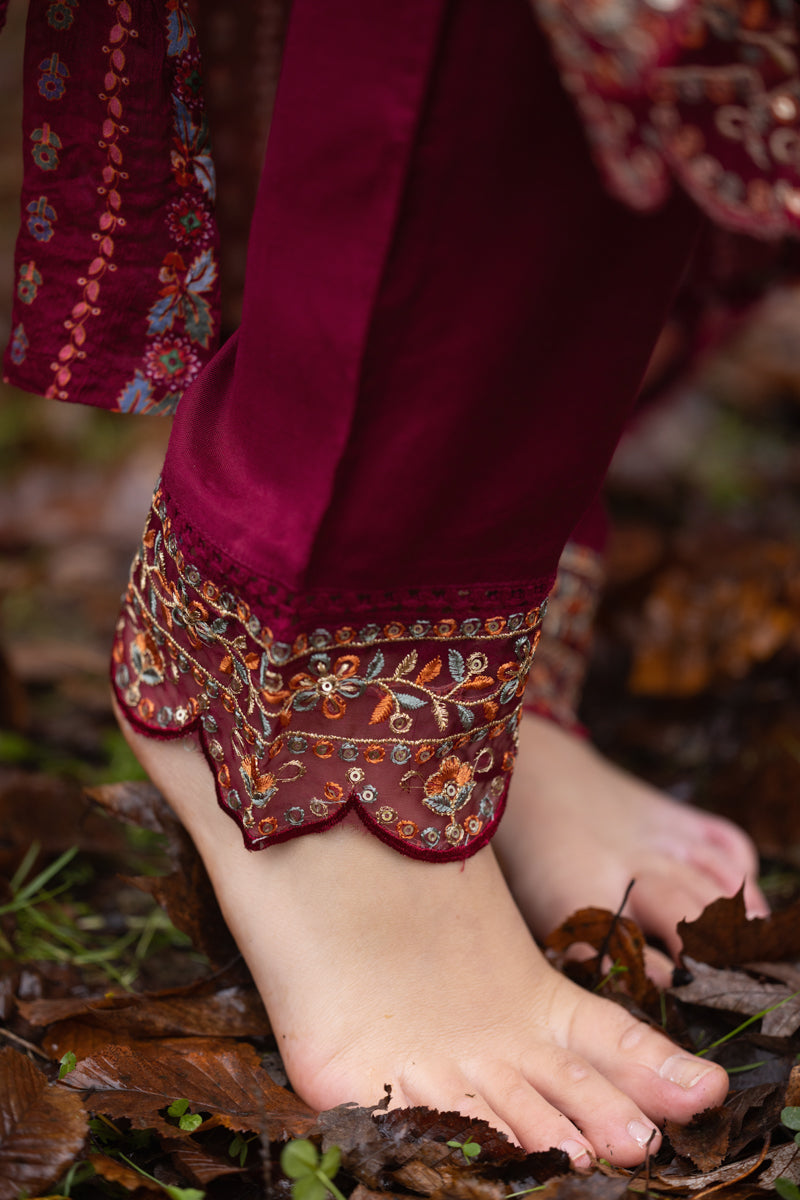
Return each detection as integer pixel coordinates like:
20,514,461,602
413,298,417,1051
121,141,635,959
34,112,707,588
448,649,465,682
365,650,385,680
457,704,475,729
395,693,426,710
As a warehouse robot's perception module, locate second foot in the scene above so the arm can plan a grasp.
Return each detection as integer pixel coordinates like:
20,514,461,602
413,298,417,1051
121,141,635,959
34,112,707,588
497,713,769,982
114,701,729,1167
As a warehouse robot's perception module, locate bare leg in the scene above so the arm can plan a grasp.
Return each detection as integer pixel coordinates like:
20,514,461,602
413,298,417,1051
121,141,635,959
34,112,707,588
113,696,728,1167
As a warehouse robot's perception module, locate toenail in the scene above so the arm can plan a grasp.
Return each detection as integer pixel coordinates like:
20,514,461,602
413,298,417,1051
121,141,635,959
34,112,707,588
659,1054,716,1089
560,1139,592,1169
627,1119,658,1149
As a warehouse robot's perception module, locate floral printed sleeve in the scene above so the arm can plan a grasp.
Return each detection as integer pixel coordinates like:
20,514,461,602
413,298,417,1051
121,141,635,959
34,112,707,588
3,0,220,413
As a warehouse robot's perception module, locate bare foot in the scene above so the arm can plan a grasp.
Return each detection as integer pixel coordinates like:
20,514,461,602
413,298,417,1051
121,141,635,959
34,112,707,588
497,713,769,982
114,700,728,1166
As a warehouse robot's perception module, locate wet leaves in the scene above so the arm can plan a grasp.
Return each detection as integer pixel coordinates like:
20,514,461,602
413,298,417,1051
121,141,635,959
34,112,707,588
0,1045,87,1200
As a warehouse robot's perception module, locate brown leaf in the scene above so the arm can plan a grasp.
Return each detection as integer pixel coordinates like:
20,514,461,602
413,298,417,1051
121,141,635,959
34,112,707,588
679,890,800,968
664,1083,784,1172
63,1037,316,1139
534,1176,633,1200
88,1152,147,1188
0,1046,87,1200
671,959,800,1037
654,1137,800,1190
544,907,657,1010
0,768,127,876
162,1136,250,1184
379,1107,526,1166
88,781,240,968
22,980,270,1045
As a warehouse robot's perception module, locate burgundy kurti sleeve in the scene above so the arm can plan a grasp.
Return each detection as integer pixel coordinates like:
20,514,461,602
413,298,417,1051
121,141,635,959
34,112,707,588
3,0,220,413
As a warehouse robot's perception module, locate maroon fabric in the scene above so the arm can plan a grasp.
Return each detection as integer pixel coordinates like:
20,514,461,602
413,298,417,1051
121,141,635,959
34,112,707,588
110,0,703,861
163,0,702,631
3,0,220,413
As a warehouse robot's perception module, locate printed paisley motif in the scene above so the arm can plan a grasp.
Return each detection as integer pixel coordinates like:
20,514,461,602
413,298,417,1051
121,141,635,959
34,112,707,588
112,485,545,861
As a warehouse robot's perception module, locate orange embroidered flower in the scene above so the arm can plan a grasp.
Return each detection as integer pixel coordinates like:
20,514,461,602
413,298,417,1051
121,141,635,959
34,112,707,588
423,756,474,816
289,652,366,719
396,820,418,839
258,816,278,837
364,743,385,764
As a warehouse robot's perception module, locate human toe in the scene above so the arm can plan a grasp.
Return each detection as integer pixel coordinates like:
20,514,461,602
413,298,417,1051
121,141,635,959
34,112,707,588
570,999,728,1124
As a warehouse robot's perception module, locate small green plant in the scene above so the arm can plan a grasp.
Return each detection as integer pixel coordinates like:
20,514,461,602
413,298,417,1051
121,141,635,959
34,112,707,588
594,959,629,992
775,1108,800,1200
0,840,193,990
280,1138,347,1200
228,1131,252,1167
446,1137,481,1162
58,1050,77,1080
696,991,800,1057
116,1151,205,1200
167,1098,204,1132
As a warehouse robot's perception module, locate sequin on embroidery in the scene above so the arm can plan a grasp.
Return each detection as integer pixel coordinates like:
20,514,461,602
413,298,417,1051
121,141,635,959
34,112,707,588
112,485,545,861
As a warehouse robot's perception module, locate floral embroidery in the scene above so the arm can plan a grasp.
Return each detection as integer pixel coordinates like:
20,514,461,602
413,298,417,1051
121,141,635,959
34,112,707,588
10,324,28,366
26,196,57,242
112,486,545,861
17,262,42,305
532,0,800,236
171,99,216,201
166,0,194,57
523,541,604,733
174,52,204,110
46,0,77,31
111,8,218,412
167,196,213,247
37,52,69,101
30,124,62,171
115,370,154,414
143,334,202,388
146,250,217,349
21,0,221,411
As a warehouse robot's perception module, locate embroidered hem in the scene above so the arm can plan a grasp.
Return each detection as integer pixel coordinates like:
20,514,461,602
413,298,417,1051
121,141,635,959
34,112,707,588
523,541,605,735
111,485,547,861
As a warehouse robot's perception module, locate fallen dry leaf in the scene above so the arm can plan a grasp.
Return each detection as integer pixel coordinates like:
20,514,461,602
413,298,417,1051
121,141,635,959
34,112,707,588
63,1037,316,1139
671,959,800,1037
21,979,270,1045
0,1045,87,1200
679,890,800,968
161,1135,251,1184
664,1082,785,1171
88,780,239,967
545,906,657,1010
0,768,127,875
